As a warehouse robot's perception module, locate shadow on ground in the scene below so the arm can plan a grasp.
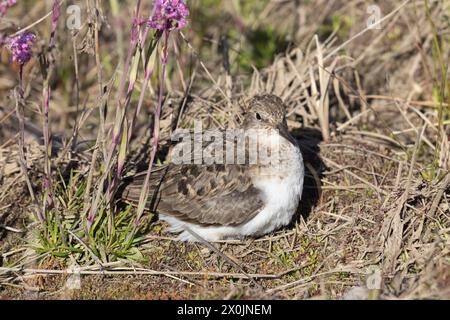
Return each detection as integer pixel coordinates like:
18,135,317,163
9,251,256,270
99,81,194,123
293,127,325,223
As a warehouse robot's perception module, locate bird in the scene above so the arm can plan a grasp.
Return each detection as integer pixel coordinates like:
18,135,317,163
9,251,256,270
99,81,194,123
121,94,304,242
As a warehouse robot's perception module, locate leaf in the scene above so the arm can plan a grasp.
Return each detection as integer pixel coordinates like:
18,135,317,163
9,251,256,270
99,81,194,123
125,247,147,262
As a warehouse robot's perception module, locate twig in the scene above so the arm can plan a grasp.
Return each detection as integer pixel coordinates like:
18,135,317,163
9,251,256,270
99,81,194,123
0,267,279,280
13,88,42,221
362,94,449,108
322,156,389,196
10,0,68,37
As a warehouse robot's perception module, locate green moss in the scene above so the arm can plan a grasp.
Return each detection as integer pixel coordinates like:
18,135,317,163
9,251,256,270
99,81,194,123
271,243,298,269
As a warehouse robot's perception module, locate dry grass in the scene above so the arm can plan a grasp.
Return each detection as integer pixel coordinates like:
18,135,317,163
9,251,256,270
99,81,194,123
0,0,449,299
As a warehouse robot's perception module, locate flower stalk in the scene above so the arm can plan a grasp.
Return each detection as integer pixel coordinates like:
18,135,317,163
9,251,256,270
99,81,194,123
129,0,189,238
132,30,169,233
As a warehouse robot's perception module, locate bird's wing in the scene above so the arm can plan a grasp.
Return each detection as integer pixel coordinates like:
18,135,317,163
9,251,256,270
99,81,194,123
121,133,265,226
122,163,264,226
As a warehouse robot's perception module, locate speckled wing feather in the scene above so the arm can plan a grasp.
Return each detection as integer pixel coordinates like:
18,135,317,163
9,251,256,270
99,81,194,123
121,134,265,226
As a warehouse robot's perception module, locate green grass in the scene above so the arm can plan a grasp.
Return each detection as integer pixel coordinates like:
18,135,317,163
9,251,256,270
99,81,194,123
31,169,149,264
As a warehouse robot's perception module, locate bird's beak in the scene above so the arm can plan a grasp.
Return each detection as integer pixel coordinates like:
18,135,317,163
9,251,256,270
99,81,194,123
277,123,297,145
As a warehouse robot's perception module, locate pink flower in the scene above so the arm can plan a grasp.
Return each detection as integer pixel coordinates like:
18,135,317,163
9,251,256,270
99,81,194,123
0,0,16,16
51,0,61,31
49,0,61,48
4,32,36,65
148,0,189,31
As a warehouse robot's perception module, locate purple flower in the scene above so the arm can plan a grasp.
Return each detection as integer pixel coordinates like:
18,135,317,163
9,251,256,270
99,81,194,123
51,0,61,30
49,0,61,48
148,0,189,31
0,0,16,16
4,32,36,65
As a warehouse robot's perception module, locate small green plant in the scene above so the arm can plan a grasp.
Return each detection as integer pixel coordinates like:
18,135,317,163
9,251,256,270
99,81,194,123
36,213,83,259
32,170,149,263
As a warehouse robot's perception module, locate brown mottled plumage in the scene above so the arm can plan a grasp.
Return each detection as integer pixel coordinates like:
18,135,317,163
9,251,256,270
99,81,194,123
122,161,264,226
121,94,304,241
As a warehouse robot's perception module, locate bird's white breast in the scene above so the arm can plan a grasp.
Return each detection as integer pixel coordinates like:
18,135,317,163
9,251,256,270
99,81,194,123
243,142,304,236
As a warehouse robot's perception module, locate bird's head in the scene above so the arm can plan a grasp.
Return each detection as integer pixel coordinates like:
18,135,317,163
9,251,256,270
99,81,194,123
243,94,296,145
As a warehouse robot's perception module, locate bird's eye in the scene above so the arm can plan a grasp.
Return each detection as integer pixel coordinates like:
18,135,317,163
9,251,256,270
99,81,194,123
255,112,262,121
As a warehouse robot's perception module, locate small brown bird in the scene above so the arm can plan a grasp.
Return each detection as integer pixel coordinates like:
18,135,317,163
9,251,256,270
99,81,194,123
122,94,304,241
